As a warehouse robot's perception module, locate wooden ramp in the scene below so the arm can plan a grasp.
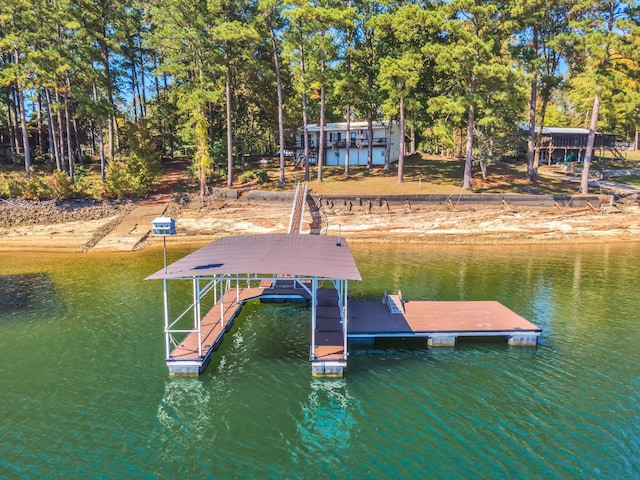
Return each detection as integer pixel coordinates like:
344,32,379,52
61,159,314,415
287,181,308,234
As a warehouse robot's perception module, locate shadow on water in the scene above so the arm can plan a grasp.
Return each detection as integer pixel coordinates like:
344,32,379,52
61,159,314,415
0,273,60,318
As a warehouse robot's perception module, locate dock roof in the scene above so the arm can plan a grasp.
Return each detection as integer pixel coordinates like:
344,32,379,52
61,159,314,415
147,233,362,281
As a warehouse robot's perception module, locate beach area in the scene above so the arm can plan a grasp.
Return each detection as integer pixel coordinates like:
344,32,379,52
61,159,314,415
2,193,640,252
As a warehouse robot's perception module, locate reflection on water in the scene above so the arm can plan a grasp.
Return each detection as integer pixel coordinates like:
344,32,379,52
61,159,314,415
293,378,361,472
297,378,358,450
0,273,58,315
157,378,211,445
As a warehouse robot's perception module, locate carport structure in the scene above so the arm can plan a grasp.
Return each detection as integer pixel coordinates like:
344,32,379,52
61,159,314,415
147,233,361,376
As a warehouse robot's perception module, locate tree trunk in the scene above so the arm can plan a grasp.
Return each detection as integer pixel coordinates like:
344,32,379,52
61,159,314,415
137,34,147,118
581,93,600,194
6,100,17,160
36,92,46,157
367,118,373,169
300,41,310,182
17,84,31,177
93,82,106,181
345,105,351,177
89,120,96,157
64,91,75,183
107,114,114,161
45,98,57,166
55,89,67,172
463,75,476,190
410,123,415,154
398,95,405,184
384,117,391,172
225,50,234,188
131,60,139,123
527,73,538,182
269,20,286,186
13,44,32,178
100,38,117,159
44,88,61,170
317,58,326,183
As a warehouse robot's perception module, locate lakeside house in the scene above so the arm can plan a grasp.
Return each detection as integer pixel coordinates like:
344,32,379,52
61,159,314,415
533,127,623,164
295,121,403,166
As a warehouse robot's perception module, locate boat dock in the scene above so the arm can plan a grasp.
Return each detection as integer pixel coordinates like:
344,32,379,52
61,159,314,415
147,233,541,376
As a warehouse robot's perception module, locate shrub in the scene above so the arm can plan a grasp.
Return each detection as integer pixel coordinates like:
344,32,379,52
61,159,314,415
237,170,256,183
105,122,162,199
48,170,74,200
0,174,26,198
255,170,269,184
22,170,49,200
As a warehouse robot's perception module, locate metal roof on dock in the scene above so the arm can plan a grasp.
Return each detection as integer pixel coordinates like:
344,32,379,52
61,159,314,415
147,233,362,281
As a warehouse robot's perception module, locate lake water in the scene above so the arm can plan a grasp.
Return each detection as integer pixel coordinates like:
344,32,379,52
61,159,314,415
0,242,638,479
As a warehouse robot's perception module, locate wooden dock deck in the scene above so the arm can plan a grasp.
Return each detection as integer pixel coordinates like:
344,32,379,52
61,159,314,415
313,288,345,361
168,289,541,375
348,299,541,346
167,282,315,374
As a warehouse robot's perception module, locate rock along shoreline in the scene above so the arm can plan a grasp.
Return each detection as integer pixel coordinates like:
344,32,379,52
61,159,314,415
2,194,640,253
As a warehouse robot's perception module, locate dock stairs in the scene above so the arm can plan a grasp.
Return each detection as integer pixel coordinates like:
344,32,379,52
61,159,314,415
288,181,327,235
288,181,308,234
383,290,405,314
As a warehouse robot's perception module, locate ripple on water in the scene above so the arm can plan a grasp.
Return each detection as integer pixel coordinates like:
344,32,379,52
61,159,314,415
1,245,639,479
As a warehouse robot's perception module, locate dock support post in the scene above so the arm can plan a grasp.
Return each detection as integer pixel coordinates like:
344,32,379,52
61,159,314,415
428,335,456,347
311,278,317,358
343,280,348,361
163,278,170,359
219,275,225,329
195,278,202,357
508,334,538,346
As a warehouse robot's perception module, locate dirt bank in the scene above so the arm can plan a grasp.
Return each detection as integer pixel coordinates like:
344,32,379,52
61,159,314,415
1,194,640,253
0,198,134,252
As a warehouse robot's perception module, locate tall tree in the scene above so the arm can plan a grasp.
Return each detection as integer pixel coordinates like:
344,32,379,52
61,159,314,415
513,0,569,182
567,0,637,194
426,0,517,190
374,2,431,183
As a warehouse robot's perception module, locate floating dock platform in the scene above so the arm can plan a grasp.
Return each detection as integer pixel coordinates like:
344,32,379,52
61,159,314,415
348,295,541,346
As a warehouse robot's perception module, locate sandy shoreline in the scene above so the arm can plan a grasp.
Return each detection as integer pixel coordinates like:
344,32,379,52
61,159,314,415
2,196,640,253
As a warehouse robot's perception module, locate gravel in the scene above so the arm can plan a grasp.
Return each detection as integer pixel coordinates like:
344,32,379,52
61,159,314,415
0,198,134,227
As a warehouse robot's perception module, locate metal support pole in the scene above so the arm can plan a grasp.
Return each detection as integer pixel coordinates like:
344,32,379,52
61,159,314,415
343,280,348,360
220,275,224,329
196,277,202,357
163,278,170,360
311,278,317,360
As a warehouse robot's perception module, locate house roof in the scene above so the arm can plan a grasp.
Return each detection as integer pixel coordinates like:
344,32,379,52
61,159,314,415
538,127,617,136
146,233,362,281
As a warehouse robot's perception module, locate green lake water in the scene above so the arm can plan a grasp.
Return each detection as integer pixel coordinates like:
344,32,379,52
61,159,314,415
0,242,638,479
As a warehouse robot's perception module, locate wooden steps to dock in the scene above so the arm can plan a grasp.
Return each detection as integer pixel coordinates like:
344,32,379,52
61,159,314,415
287,182,308,234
